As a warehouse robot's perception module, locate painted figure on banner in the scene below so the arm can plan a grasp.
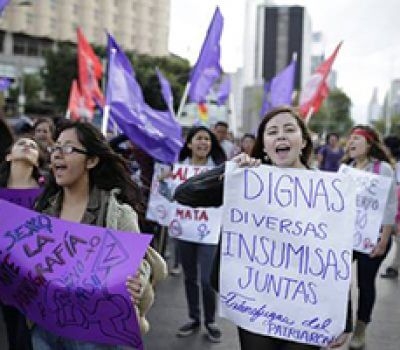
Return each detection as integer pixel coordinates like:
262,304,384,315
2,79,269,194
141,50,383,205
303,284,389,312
14,121,167,349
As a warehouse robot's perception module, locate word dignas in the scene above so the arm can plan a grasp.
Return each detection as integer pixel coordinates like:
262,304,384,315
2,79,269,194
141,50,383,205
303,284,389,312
243,169,345,212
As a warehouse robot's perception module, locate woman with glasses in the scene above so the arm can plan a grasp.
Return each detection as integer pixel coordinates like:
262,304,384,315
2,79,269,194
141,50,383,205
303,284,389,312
33,121,167,350
0,136,44,350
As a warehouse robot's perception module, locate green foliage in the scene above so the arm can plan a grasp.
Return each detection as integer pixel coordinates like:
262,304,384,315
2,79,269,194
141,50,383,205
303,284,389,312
131,54,190,111
41,41,191,113
308,88,354,136
373,114,400,137
9,73,43,104
41,43,77,111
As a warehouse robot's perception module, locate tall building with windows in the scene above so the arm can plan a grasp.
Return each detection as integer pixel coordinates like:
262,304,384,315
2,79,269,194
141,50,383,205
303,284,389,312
241,2,312,133
0,0,170,79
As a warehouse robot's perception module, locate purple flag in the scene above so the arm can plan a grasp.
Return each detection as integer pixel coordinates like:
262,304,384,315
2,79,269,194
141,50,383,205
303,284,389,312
0,0,9,15
106,34,183,163
259,59,296,117
0,188,43,209
0,199,152,348
156,68,174,112
188,7,223,103
216,75,230,105
0,77,11,91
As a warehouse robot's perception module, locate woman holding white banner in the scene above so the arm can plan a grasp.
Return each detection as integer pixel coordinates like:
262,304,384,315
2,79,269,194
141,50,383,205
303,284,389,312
174,107,352,349
32,122,167,350
342,125,397,349
0,135,44,350
174,125,226,342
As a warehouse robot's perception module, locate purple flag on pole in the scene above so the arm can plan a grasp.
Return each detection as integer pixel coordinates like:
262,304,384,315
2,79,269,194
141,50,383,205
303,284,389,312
0,77,11,91
216,75,230,105
0,0,9,15
259,59,296,117
106,34,182,163
188,7,223,103
156,68,174,112
0,199,152,349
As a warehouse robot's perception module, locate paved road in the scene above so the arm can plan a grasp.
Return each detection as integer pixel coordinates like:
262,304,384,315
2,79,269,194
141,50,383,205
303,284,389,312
144,249,400,350
1,249,400,350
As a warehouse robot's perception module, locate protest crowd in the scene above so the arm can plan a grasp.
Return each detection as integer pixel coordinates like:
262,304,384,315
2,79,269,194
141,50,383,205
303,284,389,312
0,4,400,350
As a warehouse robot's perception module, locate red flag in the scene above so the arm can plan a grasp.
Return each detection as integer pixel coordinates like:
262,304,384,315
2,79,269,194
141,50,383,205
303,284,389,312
299,42,342,118
77,28,104,107
67,79,94,121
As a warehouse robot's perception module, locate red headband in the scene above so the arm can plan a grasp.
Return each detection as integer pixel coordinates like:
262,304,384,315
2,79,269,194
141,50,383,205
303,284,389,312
351,128,375,142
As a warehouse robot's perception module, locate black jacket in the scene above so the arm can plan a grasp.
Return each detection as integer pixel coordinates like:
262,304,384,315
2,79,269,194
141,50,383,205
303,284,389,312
173,163,353,333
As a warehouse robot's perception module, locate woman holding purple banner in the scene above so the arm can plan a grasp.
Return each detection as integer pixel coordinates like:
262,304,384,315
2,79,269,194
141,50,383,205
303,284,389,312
342,125,397,349
0,136,44,350
174,107,351,349
32,121,167,350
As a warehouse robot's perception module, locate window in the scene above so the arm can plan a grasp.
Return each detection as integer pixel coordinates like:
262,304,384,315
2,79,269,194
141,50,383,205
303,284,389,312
13,36,26,55
27,37,38,56
26,13,34,26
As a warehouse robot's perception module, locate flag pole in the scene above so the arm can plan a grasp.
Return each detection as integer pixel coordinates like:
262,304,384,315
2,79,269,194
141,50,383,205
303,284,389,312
177,82,190,119
305,107,314,125
228,92,237,134
65,110,71,120
101,105,110,136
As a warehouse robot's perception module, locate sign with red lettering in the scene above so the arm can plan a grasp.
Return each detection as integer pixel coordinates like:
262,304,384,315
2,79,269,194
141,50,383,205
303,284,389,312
146,163,222,244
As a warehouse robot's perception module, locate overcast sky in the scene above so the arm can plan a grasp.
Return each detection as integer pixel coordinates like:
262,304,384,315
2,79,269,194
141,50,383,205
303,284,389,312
169,0,400,124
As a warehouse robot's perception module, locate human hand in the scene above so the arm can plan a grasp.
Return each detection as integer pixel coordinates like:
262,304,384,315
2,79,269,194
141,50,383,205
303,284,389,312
370,239,388,258
126,272,143,305
326,332,349,348
232,152,261,167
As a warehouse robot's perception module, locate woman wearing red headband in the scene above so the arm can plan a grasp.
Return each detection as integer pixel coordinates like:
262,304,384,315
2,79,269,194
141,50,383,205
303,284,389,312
343,125,397,349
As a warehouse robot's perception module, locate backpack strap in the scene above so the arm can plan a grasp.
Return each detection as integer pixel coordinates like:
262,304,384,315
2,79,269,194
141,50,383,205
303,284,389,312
373,160,381,174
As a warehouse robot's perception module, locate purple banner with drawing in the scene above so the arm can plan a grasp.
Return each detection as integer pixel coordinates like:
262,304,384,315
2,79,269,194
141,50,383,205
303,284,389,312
0,188,43,209
0,200,152,349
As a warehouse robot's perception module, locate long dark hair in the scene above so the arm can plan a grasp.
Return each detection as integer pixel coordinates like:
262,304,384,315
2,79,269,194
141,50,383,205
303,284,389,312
342,124,393,165
0,136,43,187
251,107,313,167
35,121,142,213
0,118,14,163
178,125,226,165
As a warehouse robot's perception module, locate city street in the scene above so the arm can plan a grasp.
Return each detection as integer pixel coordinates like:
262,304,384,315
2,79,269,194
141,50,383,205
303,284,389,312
1,249,399,350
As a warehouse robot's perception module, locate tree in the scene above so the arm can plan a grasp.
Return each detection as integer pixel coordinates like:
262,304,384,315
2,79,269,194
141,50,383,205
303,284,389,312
308,88,354,136
41,43,77,111
41,42,191,113
131,54,191,111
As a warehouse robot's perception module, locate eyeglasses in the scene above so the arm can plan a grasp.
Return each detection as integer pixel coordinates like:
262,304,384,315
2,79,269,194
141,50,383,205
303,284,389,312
47,145,89,155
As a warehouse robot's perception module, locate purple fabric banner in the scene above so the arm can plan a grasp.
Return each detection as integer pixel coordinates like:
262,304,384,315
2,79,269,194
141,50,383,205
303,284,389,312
0,188,43,209
260,59,296,117
216,75,230,105
0,77,11,91
0,0,9,15
0,200,152,349
156,67,174,112
188,7,223,103
106,33,183,163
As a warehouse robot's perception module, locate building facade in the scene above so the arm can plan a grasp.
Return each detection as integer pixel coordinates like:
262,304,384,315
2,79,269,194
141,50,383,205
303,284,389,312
0,0,170,79
241,3,312,134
